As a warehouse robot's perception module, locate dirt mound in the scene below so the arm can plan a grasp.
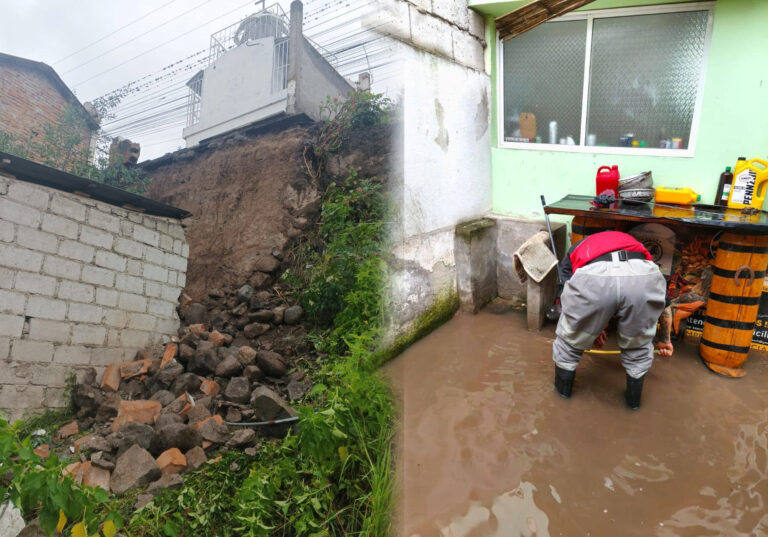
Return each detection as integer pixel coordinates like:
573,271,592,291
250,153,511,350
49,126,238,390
144,127,318,300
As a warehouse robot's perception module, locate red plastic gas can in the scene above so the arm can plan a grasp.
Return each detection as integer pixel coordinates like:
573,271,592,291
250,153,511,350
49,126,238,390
596,165,620,197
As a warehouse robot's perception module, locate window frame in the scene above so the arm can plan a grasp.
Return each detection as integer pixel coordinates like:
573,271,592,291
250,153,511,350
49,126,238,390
496,2,715,157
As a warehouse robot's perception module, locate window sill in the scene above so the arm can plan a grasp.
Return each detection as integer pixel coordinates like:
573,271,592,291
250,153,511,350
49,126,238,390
497,141,695,158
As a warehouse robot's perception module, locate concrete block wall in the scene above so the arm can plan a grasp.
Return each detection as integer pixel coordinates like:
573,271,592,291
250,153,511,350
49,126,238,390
0,173,188,420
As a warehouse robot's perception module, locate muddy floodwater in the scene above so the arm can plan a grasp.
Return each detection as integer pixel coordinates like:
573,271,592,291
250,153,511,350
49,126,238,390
386,310,768,537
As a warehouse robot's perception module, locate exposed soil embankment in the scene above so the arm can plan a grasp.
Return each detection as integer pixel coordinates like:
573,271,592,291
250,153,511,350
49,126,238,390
143,122,394,301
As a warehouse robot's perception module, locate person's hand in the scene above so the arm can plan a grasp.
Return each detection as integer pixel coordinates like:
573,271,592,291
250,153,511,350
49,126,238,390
654,341,674,357
593,330,608,349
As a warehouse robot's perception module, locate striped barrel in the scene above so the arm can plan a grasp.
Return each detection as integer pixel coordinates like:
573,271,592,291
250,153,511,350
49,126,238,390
700,233,768,377
570,216,627,245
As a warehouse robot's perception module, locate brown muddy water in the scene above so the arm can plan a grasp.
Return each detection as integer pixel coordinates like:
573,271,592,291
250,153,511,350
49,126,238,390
386,310,768,537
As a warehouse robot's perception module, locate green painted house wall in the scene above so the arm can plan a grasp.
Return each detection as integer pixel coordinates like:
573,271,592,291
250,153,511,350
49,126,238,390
485,0,768,220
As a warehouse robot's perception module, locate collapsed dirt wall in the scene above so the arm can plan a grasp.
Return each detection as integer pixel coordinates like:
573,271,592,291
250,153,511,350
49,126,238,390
143,123,394,301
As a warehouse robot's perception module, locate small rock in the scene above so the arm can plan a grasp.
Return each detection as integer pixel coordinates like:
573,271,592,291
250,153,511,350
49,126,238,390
157,448,186,474
215,355,243,378
116,422,155,454
243,322,271,339
237,346,257,367
188,342,219,375
156,362,184,387
200,379,221,399
152,423,202,454
195,416,230,444
91,451,115,471
227,429,256,448
186,405,212,426
231,302,248,316
178,343,196,362
250,290,272,309
272,305,287,324
226,407,242,423
147,473,184,495
250,386,297,437
189,324,207,338
208,288,224,299
150,389,176,407
100,364,122,393
224,377,251,404
111,444,160,494
248,310,274,323
244,447,258,457
249,272,271,289
208,330,227,347
155,413,183,429
82,462,111,491
255,350,287,378
244,365,265,383
58,421,79,438
184,302,207,324
237,285,254,304
73,383,105,417
184,446,207,472
171,373,202,397
96,394,121,423
161,394,191,416
134,493,154,510
287,380,310,401
283,305,303,325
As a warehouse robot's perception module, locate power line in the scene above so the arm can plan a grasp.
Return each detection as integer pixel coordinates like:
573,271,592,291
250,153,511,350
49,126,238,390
53,0,182,65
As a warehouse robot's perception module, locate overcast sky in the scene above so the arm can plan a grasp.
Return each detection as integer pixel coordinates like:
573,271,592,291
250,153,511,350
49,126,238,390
2,0,392,160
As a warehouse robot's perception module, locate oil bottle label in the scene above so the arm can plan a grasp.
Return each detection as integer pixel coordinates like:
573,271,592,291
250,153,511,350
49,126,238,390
731,169,756,205
720,183,731,202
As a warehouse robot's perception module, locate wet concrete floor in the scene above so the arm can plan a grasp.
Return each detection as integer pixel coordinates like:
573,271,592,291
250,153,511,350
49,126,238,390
386,310,768,537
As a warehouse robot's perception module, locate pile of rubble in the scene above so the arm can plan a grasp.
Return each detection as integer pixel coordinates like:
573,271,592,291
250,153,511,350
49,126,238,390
44,283,315,505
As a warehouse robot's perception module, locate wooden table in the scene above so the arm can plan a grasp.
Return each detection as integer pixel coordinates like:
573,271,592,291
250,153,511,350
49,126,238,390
544,195,768,377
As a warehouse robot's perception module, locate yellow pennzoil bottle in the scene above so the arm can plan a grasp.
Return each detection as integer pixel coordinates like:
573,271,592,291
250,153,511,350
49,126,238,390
654,187,701,205
728,158,768,210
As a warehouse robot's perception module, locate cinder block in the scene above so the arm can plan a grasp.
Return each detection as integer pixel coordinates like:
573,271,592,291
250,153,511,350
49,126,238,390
116,274,144,294
80,226,113,250
167,270,177,285
141,216,157,230
26,296,67,320
143,264,168,283
71,325,106,346
121,329,151,348
159,234,174,252
364,0,411,41
42,213,79,239
177,272,187,288
181,243,189,259
0,267,14,289
432,0,469,31
28,319,71,343
409,5,454,61
119,219,133,236
118,292,148,313
172,240,182,255
144,246,164,265
43,256,81,280
468,10,485,40
106,328,120,347
104,309,128,328
53,345,92,365
133,225,159,247
155,317,179,335
95,288,119,307
67,303,103,323
94,251,127,272
0,385,46,409
0,314,24,338
87,209,120,233
0,244,44,271
45,387,68,408
148,299,175,318
0,337,9,359
91,347,126,366
145,281,162,298
10,340,55,362
14,271,57,296
58,281,95,303
12,362,70,387
0,197,42,228
0,289,26,314
167,223,185,240
16,226,58,254
0,220,14,242
156,220,169,235
7,181,50,210
51,195,87,222
161,285,180,302
164,253,187,272
128,313,156,331
114,237,144,259
80,265,115,287
451,28,484,71
126,259,143,276
59,240,95,263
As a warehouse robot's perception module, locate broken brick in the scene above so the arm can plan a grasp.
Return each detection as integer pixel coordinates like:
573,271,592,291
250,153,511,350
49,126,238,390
82,462,111,491
199,379,220,399
156,448,186,474
58,421,79,439
74,433,95,452
120,359,152,379
101,364,121,392
208,330,226,347
34,444,50,458
161,344,178,368
63,462,84,484
111,400,162,432
189,324,206,337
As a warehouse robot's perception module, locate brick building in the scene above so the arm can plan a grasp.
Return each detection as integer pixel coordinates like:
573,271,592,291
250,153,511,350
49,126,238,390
0,53,100,159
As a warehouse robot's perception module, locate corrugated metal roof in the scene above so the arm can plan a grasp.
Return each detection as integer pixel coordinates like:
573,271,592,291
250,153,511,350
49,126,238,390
0,151,190,219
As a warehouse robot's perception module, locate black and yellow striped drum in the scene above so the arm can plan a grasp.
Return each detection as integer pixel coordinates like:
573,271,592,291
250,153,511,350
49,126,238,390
700,233,768,377
570,216,628,245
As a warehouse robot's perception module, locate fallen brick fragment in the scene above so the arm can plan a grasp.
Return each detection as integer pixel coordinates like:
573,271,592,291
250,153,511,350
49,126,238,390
58,421,79,439
111,400,162,431
101,364,121,392
120,359,152,379
189,324,206,337
161,344,178,368
34,444,50,458
63,462,84,484
157,448,186,474
82,462,111,491
199,379,220,399
208,330,226,347
74,433,95,452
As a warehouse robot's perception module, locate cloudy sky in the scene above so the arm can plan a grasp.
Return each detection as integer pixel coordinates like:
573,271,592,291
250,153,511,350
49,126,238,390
2,0,396,160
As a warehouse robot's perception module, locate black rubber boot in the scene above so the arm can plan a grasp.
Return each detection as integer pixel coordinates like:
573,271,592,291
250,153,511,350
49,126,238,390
554,366,575,398
624,374,645,410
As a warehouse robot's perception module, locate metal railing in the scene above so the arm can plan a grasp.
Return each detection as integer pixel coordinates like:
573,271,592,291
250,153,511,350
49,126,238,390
208,3,289,64
185,73,203,127
272,38,290,93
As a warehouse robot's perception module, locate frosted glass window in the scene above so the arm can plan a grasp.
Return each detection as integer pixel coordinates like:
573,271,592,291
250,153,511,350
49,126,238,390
586,11,709,149
499,6,712,153
502,20,587,144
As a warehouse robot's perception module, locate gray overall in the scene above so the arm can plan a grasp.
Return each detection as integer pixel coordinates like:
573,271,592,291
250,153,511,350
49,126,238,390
553,252,667,379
